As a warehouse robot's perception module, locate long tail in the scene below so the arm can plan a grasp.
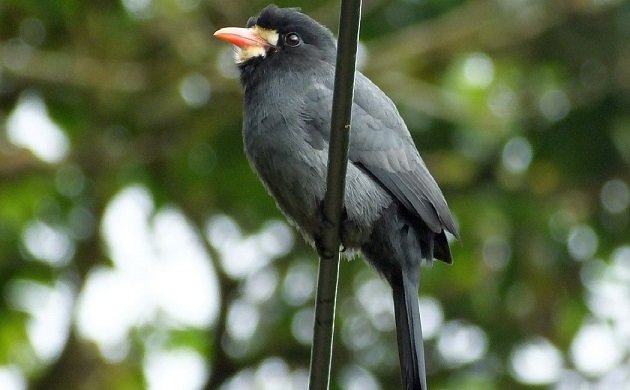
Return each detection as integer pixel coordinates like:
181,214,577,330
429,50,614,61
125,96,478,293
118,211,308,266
391,269,426,390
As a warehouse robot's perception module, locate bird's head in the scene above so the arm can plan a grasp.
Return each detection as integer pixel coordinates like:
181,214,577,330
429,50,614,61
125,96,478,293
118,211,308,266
214,5,336,71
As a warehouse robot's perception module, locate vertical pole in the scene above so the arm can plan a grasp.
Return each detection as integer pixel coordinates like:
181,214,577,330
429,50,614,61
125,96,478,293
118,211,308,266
308,1,362,389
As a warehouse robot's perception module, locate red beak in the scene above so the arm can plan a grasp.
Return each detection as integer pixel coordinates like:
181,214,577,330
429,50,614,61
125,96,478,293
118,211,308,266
213,27,270,48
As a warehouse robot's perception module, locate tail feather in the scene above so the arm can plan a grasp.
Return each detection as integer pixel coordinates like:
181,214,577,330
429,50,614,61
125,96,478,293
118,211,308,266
391,270,427,390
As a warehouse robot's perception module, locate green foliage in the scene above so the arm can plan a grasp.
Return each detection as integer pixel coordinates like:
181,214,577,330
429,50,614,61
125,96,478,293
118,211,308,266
1,0,629,389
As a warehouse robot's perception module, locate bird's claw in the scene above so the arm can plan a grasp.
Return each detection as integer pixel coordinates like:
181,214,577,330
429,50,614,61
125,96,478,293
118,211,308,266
315,201,351,257
315,238,335,259
315,200,337,258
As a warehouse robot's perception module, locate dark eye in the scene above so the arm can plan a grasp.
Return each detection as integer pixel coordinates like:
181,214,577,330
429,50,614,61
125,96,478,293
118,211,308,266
285,32,302,47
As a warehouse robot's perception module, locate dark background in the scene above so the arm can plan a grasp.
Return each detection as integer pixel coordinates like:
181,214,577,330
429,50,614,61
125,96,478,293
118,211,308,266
1,0,629,389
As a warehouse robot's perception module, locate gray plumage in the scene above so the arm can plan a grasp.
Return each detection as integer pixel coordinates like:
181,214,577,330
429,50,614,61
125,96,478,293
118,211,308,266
220,5,459,389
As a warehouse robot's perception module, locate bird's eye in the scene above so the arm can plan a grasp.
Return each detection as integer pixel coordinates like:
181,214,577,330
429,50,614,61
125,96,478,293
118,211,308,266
285,32,302,47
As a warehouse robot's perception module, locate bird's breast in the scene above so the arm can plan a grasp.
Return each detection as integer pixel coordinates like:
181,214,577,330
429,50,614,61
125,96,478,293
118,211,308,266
240,74,393,250
242,96,329,240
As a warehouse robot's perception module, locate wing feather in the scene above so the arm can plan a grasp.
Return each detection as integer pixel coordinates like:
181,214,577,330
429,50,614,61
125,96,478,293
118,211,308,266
301,71,458,238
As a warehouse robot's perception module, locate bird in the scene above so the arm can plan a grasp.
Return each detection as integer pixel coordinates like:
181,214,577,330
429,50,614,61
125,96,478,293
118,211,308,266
214,5,458,389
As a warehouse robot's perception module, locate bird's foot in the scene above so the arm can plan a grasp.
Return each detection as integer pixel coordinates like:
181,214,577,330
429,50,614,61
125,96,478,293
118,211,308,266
315,200,336,258
315,235,335,259
339,206,350,253
315,201,350,258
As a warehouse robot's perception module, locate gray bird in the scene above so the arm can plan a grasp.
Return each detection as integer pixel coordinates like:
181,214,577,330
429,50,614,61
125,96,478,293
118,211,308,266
214,5,458,389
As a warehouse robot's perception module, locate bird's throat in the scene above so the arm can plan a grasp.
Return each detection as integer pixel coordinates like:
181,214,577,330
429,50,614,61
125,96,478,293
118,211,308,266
234,46,268,63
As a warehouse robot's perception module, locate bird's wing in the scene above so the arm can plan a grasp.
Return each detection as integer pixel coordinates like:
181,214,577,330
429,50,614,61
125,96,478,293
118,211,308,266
301,72,458,237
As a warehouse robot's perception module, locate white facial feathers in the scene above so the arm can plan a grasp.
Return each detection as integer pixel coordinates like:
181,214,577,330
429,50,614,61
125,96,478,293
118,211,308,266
234,26,279,63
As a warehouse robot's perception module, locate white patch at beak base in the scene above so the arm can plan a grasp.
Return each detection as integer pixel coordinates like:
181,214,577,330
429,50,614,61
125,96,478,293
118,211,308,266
233,26,279,63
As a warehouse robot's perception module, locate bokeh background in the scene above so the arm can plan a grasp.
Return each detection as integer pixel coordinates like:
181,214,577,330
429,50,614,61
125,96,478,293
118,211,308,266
1,0,629,389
